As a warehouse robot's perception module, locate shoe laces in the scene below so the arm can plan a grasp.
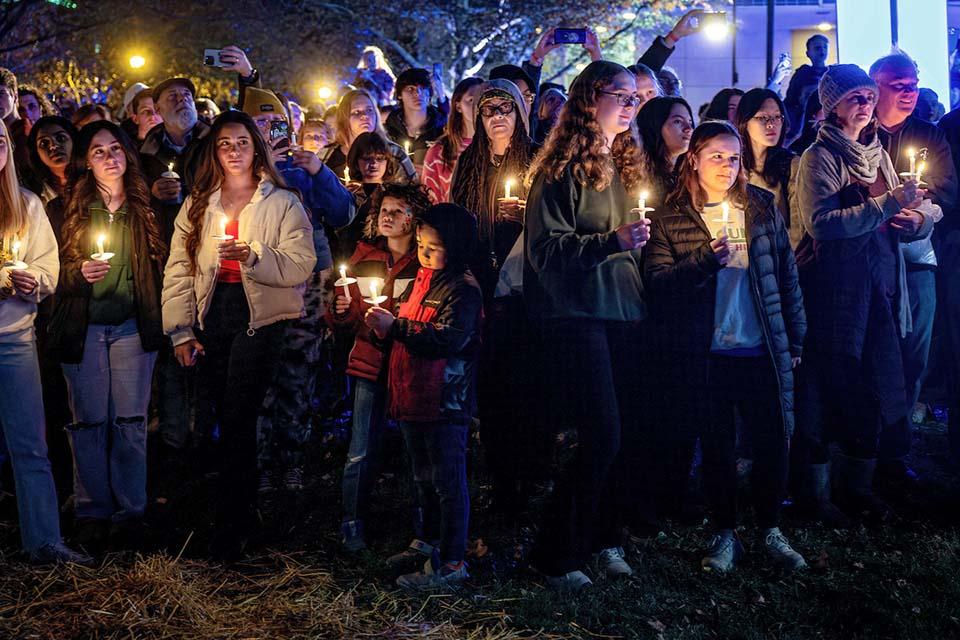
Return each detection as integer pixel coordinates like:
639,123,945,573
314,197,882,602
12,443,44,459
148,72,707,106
284,467,303,484
764,530,793,552
599,546,626,562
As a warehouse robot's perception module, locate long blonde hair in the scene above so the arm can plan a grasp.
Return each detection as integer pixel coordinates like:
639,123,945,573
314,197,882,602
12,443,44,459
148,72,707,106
0,119,28,245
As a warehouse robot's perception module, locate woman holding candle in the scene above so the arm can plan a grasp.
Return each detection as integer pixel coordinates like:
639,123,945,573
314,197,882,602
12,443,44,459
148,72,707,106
523,61,650,590
50,121,167,553
643,120,807,572
734,88,804,248
318,89,416,185
161,111,316,561
636,96,694,210
792,65,931,525
421,77,484,203
328,183,427,553
0,120,91,565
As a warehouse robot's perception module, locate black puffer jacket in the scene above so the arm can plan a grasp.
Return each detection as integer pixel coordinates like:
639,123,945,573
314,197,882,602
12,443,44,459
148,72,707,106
642,185,806,435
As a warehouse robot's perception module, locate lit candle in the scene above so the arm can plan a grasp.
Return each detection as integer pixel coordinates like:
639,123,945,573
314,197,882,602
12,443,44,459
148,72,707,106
96,233,105,257
504,178,514,200
168,161,175,173
908,147,916,178
721,201,730,236
344,166,351,182
638,190,649,221
404,141,411,156
219,213,228,238
370,279,381,307
11,237,21,264
339,264,351,302
916,161,926,185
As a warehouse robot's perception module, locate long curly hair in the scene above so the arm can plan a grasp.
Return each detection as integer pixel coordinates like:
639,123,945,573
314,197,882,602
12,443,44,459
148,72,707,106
439,77,484,166
60,121,166,268
184,111,296,274
667,120,749,213
450,91,536,241
526,60,646,194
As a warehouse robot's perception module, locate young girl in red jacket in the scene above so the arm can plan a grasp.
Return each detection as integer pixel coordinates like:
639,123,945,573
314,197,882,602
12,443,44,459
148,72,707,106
364,203,483,590
328,183,428,554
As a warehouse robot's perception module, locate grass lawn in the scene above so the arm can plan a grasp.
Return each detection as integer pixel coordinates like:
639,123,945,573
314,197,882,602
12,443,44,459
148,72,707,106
1,413,959,639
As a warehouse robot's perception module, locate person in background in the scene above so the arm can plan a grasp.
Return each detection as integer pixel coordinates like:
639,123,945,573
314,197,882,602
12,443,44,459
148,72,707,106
161,110,316,561
129,89,163,147
913,88,944,124
17,85,56,128
363,203,483,590
636,96,694,208
658,66,683,98
0,68,20,130
704,88,745,123
300,118,329,155
524,60,650,592
196,99,221,127
72,104,112,130
644,120,807,573
421,77,484,203
788,91,823,156
332,183,426,553
734,88,802,247
0,118,92,566
628,63,663,111
354,46,397,107
320,89,415,184
870,53,958,477
24,116,77,204
385,68,447,172
119,82,149,143
50,121,167,554
784,35,830,137
536,87,567,141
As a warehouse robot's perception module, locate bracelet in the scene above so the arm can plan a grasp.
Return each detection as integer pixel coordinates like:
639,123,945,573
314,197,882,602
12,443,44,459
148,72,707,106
530,53,544,67
665,32,680,46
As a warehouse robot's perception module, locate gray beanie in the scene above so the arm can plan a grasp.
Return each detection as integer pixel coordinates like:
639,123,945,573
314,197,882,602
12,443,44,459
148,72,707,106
818,64,878,115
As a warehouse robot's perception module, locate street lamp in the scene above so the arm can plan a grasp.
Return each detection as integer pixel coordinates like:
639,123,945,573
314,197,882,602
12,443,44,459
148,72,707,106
129,55,146,69
318,86,333,100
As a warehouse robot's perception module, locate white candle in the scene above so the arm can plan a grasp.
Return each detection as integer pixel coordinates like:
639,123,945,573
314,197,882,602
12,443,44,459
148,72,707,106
168,161,175,173
339,264,351,302
370,279,381,307
344,166,351,182
404,141,411,156
721,201,730,236
11,237,20,264
219,213,228,238
908,148,916,178
96,233,105,257
638,190,649,221
504,178,514,200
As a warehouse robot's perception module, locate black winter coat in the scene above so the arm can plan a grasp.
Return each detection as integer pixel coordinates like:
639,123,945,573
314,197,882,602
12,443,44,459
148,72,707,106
642,185,806,435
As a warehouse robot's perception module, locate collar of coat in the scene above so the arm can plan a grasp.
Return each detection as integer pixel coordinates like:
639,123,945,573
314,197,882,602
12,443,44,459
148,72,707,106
140,120,211,158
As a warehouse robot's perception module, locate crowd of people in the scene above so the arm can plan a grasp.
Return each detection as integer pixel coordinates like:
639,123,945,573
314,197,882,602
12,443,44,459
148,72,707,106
0,11,958,594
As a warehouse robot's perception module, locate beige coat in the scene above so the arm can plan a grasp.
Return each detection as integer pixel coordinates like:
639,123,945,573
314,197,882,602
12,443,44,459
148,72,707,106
161,178,317,346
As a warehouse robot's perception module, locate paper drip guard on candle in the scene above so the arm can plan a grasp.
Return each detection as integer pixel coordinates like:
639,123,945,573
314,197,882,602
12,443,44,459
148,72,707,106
91,233,114,262
161,162,180,181
363,277,387,307
4,239,27,270
636,190,654,220
213,213,234,241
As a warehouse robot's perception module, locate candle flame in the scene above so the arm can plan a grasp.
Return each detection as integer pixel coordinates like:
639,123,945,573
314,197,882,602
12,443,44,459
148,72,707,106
640,190,649,200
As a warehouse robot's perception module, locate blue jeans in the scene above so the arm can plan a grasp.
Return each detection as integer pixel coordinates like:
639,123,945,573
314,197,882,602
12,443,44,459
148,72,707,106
0,332,64,552
400,420,469,565
341,377,386,525
901,269,937,411
62,319,157,522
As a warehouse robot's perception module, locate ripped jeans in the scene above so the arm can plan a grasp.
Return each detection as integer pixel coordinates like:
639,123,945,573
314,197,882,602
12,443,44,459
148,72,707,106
62,319,157,522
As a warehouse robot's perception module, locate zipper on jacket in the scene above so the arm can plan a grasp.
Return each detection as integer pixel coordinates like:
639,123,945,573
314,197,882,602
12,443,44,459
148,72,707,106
747,234,787,434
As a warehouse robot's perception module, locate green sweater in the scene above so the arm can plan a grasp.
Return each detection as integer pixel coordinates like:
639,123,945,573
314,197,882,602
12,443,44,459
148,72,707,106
88,204,136,325
523,163,646,322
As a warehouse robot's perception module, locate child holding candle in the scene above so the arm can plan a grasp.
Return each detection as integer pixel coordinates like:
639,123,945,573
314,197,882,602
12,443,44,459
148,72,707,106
327,183,427,554
161,111,316,561
51,121,167,554
644,119,807,573
0,119,91,566
363,203,482,590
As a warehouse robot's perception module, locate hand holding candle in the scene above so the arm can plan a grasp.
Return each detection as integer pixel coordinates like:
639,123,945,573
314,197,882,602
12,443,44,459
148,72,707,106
363,277,388,307
335,263,356,303
498,178,523,223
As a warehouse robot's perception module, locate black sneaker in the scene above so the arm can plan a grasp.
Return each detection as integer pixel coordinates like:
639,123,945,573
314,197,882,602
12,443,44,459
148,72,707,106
30,542,94,567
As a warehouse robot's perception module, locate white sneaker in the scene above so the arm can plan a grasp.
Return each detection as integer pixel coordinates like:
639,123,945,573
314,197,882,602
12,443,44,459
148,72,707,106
762,528,807,571
544,570,593,592
596,546,634,578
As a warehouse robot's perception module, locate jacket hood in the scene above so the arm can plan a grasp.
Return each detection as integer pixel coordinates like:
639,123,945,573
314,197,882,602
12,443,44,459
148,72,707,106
476,79,530,137
417,203,478,272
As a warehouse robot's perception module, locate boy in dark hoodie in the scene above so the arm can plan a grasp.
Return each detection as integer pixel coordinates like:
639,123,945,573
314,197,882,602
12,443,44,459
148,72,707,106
364,203,483,590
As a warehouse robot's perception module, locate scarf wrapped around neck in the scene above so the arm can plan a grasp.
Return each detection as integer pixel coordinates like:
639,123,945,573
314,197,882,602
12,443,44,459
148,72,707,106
816,122,884,184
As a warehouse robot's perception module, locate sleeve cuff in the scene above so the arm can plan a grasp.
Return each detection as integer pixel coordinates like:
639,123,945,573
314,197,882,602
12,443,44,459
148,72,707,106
170,328,196,347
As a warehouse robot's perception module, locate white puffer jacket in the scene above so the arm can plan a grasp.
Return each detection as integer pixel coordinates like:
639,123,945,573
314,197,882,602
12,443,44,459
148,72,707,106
162,178,317,346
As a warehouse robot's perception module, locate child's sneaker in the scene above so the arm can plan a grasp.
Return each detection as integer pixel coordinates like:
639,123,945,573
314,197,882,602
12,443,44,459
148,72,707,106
701,530,743,573
284,466,304,491
386,539,435,572
258,469,276,494
396,560,468,590
762,528,807,571
544,570,593,592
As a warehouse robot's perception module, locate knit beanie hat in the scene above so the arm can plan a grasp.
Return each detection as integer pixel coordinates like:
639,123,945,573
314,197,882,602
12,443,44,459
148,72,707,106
242,87,287,120
417,204,478,272
818,64,877,115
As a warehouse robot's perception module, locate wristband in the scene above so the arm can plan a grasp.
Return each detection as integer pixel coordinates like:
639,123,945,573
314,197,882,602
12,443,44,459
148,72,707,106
530,53,544,67
665,32,680,46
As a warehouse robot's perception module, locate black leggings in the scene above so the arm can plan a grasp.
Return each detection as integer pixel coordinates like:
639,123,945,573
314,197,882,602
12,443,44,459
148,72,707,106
195,283,286,527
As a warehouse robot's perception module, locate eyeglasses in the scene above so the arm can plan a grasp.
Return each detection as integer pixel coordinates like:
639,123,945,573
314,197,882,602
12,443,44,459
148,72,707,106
479,102,516,118
752,114,784,127
596,89,641,107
